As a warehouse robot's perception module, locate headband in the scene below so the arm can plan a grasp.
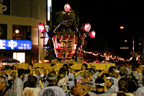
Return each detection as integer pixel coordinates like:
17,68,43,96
47,75,57,80
96,83,105,86
77,80,92,85
106,77,110,80
114,70,119,73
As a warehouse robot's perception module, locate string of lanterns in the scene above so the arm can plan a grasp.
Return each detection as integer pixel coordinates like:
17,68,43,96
83,50,141,62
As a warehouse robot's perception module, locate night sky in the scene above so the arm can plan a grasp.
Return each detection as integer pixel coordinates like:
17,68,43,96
52,0,144,57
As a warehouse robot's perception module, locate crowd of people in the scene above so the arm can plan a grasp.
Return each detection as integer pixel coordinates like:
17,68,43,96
0,61,144,96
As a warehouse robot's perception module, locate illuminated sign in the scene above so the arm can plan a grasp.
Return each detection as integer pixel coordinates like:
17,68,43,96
39,24,45,33
44,32,49,49
0,39,32,50
47,0,52,21
120,47,129,50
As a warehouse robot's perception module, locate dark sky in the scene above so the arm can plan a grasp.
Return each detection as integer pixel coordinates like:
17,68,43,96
52,0,144,56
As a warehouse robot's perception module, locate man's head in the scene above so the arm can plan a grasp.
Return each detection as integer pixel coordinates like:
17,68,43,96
47,71,58,85
58,67,67,79
28,76,37,87
118,78,129,92
84,70,90,78
108,66,119,77
95,77,105,91
17,69,25,79
81,63,88,70
74,78,91,96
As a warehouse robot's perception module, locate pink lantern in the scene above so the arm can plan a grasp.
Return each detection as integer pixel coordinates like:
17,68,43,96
64,3,71,12
38,24,45,33
55,43,59,49
84,23,91,32
73,44,77,50
90,31,96,38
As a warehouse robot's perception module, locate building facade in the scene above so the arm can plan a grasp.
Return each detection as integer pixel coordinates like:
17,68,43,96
0,0,47,63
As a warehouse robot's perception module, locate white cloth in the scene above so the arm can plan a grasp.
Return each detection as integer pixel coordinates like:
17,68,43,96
23,87,41,96
42,81,49,88
92,72,100,80
135,86,144,96
11,77,24,96
39,86,66,96
110,77,119,87
23,74,28,83
57,75,68,91
137,74,143,87
125,67,132,75
68,73,75,90
107,84,118,93
76,73,84,80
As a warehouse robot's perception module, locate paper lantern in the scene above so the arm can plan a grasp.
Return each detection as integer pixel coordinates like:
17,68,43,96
84,23,91,32
64,3,71,12
55,43,59,49
38,24,45,33
73,44,77,50
90,31,96,38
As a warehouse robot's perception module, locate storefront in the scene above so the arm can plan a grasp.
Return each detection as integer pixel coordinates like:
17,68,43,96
0,39,33,63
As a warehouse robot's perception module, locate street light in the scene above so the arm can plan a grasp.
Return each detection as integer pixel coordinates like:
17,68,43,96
120,26,124,30
15,29,19,39
124,40,127,43
15,29,19,34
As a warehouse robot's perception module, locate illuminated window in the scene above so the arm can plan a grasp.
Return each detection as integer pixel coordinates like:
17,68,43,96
13,52,25,63
13,25,31,40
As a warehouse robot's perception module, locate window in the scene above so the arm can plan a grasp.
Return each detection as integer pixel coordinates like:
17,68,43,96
13,25,31,40
13,52,25,63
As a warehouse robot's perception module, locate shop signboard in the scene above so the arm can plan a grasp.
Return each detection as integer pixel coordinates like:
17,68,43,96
0,39,32,50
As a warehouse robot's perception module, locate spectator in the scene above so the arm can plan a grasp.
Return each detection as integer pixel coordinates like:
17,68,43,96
111,78,134,96
39,71,66,96
120,67,128,78
23,76,41,96
5,69,24,96
137,64,143,87
47,71,58,86
108,66,120,87
135,70,144,96
101,73,118,93
74,76,92,96
127,73,138,94
75,63,88,80
57,67,68,91
23,69,30,84
89,77,112,96
91,66,99,80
